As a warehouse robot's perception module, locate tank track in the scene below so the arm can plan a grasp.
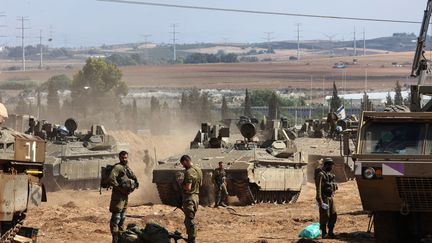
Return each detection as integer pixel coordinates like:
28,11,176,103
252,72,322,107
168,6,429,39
0,214,25,243
232,180,255,205
232,180,301,205
156,183,181,206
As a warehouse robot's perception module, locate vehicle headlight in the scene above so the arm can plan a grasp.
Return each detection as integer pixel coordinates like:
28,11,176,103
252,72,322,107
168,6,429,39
363,167,376,179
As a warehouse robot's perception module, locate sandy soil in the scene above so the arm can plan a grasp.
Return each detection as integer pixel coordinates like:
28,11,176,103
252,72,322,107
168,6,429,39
24,131,373,243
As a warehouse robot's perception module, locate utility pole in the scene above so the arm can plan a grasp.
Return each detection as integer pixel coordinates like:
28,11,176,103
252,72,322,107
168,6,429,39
39,30,43,69
353,26,357,56
363,27,366,56
141,34,152,62
170,24,179,63
309,75,313,119
263,32,274,53
324,34,337,56
364,69,368,92
296,23,301,61
0,13,6,48
17,17,30,71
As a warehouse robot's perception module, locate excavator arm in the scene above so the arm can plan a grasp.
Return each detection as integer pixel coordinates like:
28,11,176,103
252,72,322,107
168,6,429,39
410,0,432,111
411,0,432,82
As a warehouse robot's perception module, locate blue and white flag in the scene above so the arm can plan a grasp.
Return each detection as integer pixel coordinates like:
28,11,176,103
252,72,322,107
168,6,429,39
336,105,346,119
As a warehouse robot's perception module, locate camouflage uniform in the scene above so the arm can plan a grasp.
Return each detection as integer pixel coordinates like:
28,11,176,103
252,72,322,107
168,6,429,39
315,168,338,236
182,165,203,243
109,163,138,242
212,168,228,207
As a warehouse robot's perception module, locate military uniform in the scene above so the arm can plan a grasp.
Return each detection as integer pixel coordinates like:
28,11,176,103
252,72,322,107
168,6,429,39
182,165,203,243
212,167,228,207
109,163,138,242
315,168,338,237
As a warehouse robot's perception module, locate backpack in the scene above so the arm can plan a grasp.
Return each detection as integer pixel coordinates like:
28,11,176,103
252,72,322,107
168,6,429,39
141,222,170,243
100,163,119,189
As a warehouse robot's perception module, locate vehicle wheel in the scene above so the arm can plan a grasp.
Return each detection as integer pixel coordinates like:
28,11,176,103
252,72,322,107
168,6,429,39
374,212,398,243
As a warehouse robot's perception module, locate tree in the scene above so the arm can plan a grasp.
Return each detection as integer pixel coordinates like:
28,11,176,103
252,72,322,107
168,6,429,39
71,58,127,117
42,75,71,91
329,81,342,113
268,91,279,120
385,92,393,106
46,82,60,120
404,92,411,106
394,81,403,105
361,92,374,111
200,92,211,121
15,96,28,114
244,89,252,117
150,96,160,114
221,96,229,120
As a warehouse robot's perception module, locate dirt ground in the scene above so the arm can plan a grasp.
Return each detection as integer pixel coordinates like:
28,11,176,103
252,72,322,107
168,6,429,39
0,52,418,90
24,132,373,243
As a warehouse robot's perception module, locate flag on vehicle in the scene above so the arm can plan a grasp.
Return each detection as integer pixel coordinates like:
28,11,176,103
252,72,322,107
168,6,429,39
336,105,346,119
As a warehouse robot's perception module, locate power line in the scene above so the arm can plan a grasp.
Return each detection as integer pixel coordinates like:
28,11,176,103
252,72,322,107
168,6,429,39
97,0,423,24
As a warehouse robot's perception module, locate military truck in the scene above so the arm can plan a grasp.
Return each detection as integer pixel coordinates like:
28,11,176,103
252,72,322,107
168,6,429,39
153,120,307,206
341,1,432,241
0,126,46,242
6,115,128,191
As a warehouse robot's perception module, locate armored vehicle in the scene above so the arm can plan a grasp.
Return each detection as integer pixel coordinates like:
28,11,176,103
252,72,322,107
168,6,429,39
343,1,432,241
0,127,46,242
153,120,307,206
6,115,127,191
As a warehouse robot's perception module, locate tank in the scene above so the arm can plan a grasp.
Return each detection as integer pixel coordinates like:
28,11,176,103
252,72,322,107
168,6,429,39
297,113,358,183
6,115,128,191
153,119,307,206
0,127,47,241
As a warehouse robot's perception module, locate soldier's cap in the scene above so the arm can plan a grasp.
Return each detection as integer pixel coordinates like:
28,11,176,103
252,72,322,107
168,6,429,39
323,158,334,165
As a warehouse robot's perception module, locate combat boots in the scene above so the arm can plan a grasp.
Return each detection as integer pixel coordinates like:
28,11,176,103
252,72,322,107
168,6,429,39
112,234,119,243
321,227,327,239
327,227,337,239
187,237,196,243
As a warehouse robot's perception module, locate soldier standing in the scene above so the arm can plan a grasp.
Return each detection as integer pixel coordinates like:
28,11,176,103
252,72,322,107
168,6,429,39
315,158,338,239
212,161,228,208
143,149,155,175
180,155,202,243
109,151,139,243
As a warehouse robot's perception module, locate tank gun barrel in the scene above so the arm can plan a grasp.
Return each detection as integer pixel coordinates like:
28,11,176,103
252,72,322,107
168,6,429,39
240,122,256,141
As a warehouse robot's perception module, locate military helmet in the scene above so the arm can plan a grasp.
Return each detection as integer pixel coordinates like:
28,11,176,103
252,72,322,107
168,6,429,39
323,157,334,165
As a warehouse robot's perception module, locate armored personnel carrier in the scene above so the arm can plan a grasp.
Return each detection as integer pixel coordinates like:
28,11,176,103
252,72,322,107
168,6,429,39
6,115,128,191
153,120,307,206
340,1,432,241
0,122,46,241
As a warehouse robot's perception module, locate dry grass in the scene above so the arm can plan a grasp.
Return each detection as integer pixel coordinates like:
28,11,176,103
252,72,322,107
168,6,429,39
0,52,418,91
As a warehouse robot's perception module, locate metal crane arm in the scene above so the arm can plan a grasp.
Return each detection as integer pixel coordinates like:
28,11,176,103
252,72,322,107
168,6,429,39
411,0,432,85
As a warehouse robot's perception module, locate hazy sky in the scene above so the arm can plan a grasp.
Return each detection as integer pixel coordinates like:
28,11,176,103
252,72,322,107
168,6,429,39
1,0,428,47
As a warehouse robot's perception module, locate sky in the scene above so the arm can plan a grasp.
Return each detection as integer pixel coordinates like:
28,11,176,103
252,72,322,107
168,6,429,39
0,0,428,47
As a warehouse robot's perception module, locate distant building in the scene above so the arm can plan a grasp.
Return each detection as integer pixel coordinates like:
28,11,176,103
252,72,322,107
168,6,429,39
325,91,410,105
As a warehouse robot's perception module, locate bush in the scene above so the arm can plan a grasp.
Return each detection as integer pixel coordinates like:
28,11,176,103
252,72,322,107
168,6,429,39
0,80,37,90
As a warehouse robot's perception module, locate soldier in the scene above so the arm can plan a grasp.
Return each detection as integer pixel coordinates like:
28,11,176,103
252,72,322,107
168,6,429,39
212,161,228,208
143,149,155,175
180,155,202,243
315,158,338,239
109,151,139,243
